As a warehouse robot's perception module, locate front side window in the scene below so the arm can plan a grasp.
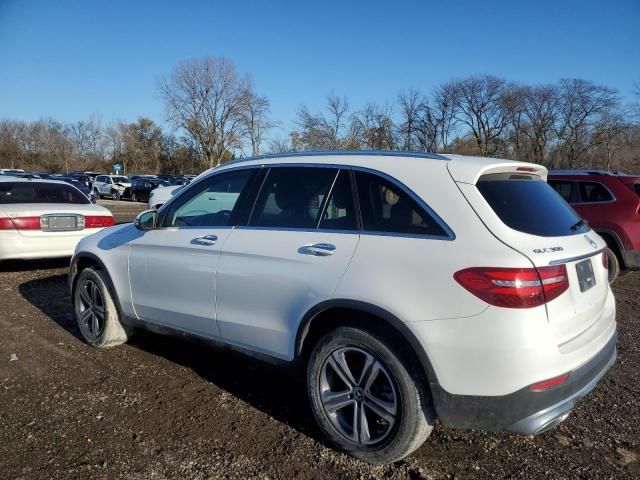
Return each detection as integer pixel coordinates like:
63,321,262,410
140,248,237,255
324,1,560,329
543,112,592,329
249,167,337,229
318,170,357,231
578,181,613,203
161,170,252,228
354,171,447,237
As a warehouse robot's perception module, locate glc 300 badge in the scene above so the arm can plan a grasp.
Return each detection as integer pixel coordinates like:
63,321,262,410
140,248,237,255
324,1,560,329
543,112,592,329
584,235,598,249
533,246,564,254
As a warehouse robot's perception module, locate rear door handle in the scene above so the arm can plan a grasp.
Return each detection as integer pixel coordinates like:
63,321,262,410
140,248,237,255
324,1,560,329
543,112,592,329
298,243,336,257
192,235,218,246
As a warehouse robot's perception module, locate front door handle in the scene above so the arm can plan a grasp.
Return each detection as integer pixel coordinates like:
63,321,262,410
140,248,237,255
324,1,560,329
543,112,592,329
298,243,336,257
192,235,218,246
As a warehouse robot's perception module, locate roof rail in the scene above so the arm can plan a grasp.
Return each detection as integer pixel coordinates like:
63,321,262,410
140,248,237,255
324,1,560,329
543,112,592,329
218,149,449,167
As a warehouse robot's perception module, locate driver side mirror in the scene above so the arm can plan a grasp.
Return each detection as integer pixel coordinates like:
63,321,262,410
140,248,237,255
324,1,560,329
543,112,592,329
134,209,157,231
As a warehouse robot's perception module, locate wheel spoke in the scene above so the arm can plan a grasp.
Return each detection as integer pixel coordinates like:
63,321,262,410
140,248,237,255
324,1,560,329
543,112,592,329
93,304,105,320
321,390,353,413
79,285,92,306
328,351,357,388
90,282,98,304
364,392,396,424
358,403,371,444
91,313,100,335
79,308,93,325
360,357,380,390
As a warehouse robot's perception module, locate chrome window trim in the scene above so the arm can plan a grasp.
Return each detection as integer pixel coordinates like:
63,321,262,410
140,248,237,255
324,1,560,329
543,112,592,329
549,248,605,265
158,162,455,241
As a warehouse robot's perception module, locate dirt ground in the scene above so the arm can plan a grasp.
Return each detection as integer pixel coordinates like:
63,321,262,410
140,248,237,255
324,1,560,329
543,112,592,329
0,201,638,479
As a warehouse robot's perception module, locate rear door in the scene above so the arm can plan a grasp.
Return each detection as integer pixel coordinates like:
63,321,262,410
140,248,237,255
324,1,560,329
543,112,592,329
215,166,360,359
455,169,611,349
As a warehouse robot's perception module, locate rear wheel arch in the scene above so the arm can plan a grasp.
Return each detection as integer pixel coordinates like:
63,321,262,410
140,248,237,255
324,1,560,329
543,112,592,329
596,230,625,267
295,300,439,388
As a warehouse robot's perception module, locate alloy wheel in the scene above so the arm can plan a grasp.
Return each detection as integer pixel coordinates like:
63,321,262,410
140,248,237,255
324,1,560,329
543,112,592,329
76,280,106,340
319,346,398,446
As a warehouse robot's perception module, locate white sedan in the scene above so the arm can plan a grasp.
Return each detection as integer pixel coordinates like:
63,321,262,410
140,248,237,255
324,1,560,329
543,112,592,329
0,177,115,260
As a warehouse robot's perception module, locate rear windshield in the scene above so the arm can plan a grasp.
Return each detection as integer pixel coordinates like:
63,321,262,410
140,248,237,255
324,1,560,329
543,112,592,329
477,178,589,237
0,182,90,205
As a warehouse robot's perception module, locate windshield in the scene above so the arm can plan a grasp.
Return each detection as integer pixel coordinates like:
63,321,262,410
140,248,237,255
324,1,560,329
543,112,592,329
0,182,90,205
112,176,129,183
477,178,589,237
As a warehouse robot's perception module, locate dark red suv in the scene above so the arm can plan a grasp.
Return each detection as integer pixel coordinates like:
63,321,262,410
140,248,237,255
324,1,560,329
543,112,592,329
548,170,640,282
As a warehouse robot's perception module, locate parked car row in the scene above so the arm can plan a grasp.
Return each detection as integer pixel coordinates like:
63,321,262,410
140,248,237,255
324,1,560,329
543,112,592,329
2,152,634,464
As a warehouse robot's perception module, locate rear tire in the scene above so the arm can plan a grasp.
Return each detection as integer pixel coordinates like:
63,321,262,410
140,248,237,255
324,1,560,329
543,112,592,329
307,326,434,464
606,247,620,284
132,193,138,203
74,267,129,348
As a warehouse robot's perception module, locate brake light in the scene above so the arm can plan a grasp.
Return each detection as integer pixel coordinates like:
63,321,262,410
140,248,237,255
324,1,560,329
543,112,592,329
516,167,538,173
602,251,609,270
454,265,569,308
84,216,115,228
529,373,569,391
0,217,41,230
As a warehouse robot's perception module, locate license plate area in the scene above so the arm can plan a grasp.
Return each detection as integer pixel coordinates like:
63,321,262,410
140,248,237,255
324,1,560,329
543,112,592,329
41,215,83,232
575,258,596,292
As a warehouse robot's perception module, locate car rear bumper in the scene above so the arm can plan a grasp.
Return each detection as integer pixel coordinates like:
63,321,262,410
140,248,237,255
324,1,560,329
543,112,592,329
0,230,100,260
430,331,617,434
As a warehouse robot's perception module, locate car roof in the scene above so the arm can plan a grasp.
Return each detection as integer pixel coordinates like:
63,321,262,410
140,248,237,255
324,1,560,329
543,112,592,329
211,150,544,184
0,176,73,185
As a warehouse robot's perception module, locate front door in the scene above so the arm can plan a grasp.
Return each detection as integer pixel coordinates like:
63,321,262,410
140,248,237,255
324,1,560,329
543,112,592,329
128,169,256,337
215,167,360,359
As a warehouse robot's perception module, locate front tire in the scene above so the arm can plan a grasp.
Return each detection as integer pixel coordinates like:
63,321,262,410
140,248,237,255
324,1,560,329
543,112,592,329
307,326,434,464
74,267,129,348
112,190,121,201
93,188,102,200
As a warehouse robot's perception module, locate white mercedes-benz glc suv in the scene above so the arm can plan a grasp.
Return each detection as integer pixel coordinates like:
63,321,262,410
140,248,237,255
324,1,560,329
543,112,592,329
69,151,617,463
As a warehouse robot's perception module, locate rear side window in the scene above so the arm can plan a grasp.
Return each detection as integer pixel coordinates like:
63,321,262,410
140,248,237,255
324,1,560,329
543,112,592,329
578,181,613,203
548,180,578,203
354,171,447,237
0,182,90,204
477,178,588,237
250,167,337,229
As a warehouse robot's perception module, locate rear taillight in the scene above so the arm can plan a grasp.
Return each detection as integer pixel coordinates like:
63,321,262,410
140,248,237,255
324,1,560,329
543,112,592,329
602,251,609,270
529,373,570,391
84,216,115,228
0,217,41,230
454,265,569,308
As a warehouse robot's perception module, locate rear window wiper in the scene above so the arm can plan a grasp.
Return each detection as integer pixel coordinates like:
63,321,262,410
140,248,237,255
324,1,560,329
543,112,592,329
570,218,588,231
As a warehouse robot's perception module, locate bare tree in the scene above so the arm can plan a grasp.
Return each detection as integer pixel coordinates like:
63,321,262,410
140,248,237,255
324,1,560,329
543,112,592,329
519,85,559,164
553,79,618,167
451,75,514,156
242,90,276,156
397,89,423,150
158,56,253,168
295,95,353,150
352,102,396,150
